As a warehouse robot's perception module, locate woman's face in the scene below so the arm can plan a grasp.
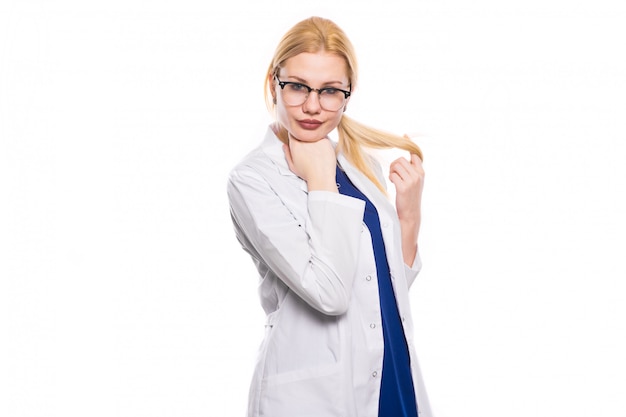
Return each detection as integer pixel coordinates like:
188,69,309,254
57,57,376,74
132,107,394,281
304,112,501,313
273,51,350,142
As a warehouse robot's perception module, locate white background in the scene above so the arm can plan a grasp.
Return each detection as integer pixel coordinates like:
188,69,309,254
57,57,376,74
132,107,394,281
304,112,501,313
1,1,625,416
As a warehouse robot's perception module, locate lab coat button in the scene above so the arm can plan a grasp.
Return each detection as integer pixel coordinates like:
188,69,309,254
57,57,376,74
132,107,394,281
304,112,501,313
370,323,376,329
382,222,389,228
365,275,372,281
372,371,378,377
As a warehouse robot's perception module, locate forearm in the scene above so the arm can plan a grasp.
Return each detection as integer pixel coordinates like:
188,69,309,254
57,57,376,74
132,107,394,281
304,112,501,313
388,152,425,267
399,216,420,267
228,169,365,315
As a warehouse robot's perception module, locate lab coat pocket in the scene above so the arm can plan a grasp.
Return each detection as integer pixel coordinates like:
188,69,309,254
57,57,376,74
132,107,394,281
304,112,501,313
260,362,346,417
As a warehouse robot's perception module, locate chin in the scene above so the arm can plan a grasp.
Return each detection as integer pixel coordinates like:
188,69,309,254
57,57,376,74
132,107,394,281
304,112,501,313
291,127,331,143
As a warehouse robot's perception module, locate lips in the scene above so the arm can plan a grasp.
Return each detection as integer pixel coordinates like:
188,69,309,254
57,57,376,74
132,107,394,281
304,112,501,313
297,119,322,130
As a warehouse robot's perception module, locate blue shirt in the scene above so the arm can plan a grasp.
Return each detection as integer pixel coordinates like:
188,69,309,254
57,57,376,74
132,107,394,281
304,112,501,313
336,165,418,417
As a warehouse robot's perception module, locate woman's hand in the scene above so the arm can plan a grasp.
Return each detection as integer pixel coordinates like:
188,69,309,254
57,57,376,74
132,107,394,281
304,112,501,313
389,153,424,266
283,134,338,192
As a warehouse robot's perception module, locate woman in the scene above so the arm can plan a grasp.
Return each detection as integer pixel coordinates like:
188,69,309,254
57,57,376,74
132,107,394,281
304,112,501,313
227,16,432,417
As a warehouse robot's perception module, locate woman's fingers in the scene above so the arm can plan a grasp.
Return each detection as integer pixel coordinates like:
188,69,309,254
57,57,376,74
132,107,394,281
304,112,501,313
389,155,423,189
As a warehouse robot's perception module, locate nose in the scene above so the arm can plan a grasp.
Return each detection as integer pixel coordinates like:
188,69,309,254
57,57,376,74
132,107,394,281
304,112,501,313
302,91,322,114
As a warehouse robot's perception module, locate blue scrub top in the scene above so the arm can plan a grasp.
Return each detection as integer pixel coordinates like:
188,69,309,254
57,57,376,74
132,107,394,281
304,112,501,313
336,165,418,417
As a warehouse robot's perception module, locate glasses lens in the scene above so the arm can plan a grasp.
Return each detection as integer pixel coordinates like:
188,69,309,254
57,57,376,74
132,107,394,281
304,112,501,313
280,82,346,111
319,90,345,111
282,84,308,106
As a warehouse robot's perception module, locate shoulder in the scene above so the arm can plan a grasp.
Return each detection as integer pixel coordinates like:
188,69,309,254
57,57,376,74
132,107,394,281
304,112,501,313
367,154,387,190
227,147,276,195
229,146,267,175
228,127,284,183
341,149,387,192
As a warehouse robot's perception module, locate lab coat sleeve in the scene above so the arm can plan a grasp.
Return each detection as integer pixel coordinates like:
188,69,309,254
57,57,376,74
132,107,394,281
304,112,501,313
404,250,422,289
227,166,365,316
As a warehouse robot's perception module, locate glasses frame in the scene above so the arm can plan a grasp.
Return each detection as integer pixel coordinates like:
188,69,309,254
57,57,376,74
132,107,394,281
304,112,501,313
274,76,351,110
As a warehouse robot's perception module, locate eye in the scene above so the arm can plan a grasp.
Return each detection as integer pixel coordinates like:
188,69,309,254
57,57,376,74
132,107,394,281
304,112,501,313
287,83,308,92
320,88,340,96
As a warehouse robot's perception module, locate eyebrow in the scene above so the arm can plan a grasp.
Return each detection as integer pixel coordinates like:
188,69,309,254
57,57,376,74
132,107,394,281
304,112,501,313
284,75,346,87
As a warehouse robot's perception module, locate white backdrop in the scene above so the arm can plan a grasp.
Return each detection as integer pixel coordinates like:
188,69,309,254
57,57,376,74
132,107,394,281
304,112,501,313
1,1,625,416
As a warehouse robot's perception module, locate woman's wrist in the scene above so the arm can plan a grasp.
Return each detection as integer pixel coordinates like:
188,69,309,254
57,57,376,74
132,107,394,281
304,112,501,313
307,178,339,192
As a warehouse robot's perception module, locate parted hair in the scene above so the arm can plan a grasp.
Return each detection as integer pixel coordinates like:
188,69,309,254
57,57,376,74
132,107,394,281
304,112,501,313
265,16,422,193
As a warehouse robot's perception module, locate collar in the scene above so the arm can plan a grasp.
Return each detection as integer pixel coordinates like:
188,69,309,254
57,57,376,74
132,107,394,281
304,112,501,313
258,126,396,218
337,153,396,221
259,126,297,178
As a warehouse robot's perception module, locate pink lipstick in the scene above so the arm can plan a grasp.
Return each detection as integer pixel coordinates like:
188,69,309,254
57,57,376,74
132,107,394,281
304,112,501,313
297,119,322,130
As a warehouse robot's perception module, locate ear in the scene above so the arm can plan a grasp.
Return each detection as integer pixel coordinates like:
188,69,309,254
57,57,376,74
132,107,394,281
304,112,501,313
269,73,277,103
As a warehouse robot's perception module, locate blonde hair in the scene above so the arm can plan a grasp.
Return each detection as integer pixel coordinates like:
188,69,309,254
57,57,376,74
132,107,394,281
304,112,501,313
265,16,422,193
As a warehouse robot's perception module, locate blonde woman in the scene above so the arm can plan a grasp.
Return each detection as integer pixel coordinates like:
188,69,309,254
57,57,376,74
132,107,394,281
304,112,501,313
227,16,432,417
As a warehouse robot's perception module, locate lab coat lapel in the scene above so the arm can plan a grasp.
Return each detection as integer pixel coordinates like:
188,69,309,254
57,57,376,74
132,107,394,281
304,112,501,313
337,153,396,222
259,127,309,193
338,153,404,280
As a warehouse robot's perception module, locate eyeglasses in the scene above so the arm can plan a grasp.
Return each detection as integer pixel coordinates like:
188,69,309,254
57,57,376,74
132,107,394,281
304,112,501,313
275,76,351,112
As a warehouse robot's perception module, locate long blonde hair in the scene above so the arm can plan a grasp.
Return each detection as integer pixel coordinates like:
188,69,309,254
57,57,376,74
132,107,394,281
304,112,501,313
265,16,422,193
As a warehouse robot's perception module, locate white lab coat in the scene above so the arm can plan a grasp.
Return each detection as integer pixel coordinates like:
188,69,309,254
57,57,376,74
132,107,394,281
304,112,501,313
227,127,433,417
